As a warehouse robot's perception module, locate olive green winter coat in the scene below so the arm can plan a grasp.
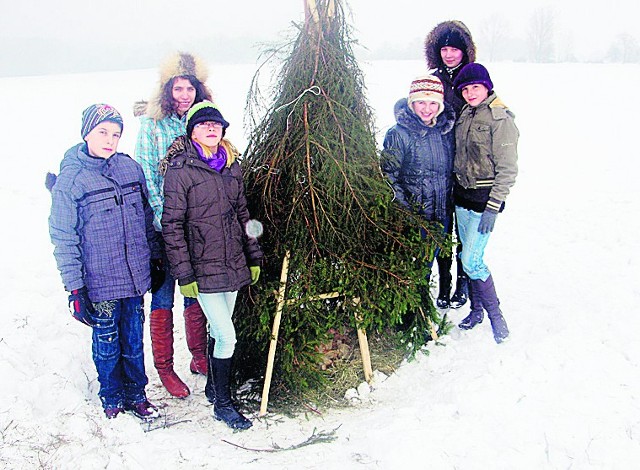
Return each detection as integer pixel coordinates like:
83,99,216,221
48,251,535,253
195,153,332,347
454,93,519,213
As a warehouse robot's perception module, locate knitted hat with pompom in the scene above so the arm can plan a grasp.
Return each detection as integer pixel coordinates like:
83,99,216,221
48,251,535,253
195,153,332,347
407,75,445,117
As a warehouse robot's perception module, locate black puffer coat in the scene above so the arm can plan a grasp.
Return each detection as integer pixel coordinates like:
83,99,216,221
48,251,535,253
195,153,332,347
161,136,263,293
381,98,456,225
424,21,477,117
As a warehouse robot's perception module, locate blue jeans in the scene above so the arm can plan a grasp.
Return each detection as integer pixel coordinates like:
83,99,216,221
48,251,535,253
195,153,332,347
197,291,238,359
90,296,148,409
455,206,492,281
150,238,196,311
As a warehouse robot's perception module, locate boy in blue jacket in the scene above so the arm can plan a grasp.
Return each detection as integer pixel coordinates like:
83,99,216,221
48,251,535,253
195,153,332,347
49,104,161,419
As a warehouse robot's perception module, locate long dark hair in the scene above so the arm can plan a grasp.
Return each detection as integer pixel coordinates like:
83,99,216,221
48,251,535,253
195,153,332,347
160,75,212,117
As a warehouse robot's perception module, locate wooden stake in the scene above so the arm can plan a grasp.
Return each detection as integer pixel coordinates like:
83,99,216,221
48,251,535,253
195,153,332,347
285,291,340,305
352,298,373,384
304,0,335,25
419,306,439,341
259,251,291,417
304,0,320,24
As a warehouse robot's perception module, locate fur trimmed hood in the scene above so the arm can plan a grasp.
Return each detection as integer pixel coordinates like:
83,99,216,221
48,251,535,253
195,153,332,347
424,21,476,70
393,98,455,137
158,51,208,86
136,52,211,121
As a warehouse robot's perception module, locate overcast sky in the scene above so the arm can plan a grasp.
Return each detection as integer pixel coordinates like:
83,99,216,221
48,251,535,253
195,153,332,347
1,0,638,75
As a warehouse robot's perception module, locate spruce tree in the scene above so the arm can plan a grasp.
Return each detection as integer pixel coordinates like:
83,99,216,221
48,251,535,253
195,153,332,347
235,0,447,401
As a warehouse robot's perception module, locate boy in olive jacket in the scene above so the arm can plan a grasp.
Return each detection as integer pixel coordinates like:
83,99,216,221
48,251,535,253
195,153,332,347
452,63,519,344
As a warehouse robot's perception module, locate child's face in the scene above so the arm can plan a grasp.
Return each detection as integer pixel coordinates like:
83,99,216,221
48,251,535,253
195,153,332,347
461,84,489,107
191,121,223,148
84,121,122,159
411,100,441,124
440,46,464,68
172,77,197,116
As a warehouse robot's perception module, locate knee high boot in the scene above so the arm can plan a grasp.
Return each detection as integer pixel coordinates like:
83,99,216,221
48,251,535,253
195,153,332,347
450,255,469,308
184,302,208,375
212,357,252,430
435,254,453,309
474,275,509,343
458,279,484,330
204,336,216,404
149,309,190,397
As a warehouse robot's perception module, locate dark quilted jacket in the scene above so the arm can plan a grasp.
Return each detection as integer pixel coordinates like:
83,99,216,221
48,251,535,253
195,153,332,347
161,136,263,293
381,98,456,224
424,20,477,117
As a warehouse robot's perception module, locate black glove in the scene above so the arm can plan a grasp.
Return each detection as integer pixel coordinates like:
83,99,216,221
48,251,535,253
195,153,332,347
68,287,95,327
150,258,166,294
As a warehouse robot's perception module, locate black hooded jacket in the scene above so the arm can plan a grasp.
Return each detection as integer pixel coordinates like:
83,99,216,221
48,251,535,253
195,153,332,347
424,21,477,117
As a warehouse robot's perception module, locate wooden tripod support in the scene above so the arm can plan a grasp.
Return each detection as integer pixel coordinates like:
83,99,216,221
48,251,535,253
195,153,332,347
259,251,374,417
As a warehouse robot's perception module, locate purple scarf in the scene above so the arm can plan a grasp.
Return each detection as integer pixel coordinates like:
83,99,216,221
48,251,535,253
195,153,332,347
193,140,227,173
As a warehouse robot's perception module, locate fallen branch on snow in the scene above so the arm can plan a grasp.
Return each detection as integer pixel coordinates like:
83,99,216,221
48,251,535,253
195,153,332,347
221,425,340,452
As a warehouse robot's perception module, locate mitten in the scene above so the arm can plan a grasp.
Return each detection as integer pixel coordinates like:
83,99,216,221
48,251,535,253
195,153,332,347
45,172,57,192
180,281,199,298
478,210,498,234
250,266,261,285
150,258,165,294
68,287,95,327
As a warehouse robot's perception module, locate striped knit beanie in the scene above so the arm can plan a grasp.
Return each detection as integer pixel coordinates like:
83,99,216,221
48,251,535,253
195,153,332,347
407,75,445,117
80,104,123,139
186,101,229,137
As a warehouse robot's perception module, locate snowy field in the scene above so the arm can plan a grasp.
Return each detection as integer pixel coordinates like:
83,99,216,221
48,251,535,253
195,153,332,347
1,60,639,469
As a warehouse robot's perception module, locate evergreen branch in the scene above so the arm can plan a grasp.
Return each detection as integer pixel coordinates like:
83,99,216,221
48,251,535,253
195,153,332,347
303,102,321,233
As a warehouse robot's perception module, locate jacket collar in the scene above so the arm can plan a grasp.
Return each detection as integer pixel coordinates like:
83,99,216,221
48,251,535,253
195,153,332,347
394,98,455,135
61,143,118,173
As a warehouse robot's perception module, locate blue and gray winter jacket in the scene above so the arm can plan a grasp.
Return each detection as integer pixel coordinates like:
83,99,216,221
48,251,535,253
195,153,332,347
49,143,160,302
381,98,456,225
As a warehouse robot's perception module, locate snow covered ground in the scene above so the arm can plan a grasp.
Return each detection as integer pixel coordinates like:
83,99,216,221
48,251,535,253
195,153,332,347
1,60,639,469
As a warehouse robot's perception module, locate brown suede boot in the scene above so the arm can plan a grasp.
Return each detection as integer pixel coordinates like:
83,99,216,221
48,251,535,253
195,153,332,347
150,309,190,397
184,302,208,375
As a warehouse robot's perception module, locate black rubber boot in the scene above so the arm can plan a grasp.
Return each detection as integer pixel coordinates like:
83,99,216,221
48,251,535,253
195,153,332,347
204,336,216,404
212,357,252,430
450,270,469,309
435,254,452,309
451,220,468,308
